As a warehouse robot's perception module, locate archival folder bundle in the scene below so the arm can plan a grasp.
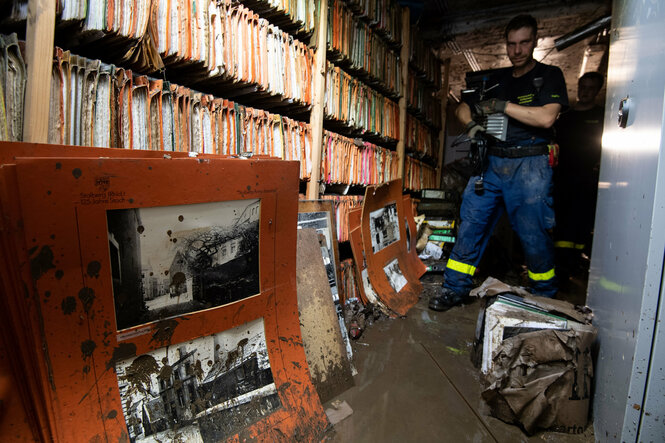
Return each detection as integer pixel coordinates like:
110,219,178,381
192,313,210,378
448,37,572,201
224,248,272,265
0,142,328,441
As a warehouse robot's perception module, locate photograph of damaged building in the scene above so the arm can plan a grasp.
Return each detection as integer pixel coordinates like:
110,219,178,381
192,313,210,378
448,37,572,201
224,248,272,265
115,318,280,442
3,0,665,441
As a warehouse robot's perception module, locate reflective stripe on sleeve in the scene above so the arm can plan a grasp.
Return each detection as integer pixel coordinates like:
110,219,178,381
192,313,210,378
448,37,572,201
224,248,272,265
528,268,556,281
446,259,476,276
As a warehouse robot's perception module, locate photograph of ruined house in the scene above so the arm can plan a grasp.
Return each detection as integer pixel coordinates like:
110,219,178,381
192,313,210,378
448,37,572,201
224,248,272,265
107,199,261,330
383,258,408,293
115,318,281,443
368,202,400,253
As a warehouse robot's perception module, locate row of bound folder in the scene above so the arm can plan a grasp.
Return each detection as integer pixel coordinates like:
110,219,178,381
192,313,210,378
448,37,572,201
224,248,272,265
321,130,399,186
407,69,442,128
238,0,316,35
345,0,402,45
0,33,25,143
324,61,400,141
320,194,364,242
410,26,442,88
405,155,437,191
153,0,313,106
327,0,401,96
4,1,314,106
406,114,438,159
43,46,312,179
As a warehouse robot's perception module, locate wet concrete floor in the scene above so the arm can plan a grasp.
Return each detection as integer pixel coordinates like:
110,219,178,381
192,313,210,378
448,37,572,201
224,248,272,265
323,272,594,443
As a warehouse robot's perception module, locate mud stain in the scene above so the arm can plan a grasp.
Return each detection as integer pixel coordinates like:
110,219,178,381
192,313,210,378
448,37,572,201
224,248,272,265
62,296,77,314
78,287,95,313
87,261,102,278
150,318,179,346
120,354,159,395
106,343,137,370
81,340,96,360
30,245,55,281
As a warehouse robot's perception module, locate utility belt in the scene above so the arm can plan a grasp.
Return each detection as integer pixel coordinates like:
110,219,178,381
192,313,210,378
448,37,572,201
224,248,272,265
488,144,549,158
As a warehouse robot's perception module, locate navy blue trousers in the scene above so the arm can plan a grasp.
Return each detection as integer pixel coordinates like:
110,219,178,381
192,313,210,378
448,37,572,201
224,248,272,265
443,154,557,297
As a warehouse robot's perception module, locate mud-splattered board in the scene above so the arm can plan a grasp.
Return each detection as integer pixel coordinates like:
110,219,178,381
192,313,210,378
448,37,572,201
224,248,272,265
9,156,328,442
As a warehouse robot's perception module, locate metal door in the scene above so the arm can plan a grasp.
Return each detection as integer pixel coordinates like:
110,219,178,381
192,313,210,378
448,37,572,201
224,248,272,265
587,0,665,441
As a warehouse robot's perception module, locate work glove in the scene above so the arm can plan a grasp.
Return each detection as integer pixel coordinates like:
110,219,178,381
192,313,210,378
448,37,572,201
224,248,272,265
465,121,486,139
476,98,507,115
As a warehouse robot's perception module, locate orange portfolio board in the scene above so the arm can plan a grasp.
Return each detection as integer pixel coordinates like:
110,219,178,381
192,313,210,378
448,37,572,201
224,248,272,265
3,156,327,442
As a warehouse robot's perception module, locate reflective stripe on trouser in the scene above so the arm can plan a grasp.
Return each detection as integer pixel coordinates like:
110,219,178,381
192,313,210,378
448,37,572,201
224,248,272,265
554,240,585,250
443,154,557,297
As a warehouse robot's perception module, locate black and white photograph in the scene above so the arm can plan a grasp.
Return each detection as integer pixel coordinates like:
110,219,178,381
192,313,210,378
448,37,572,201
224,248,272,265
107,199,261,330
383,258,408,293
368,203,400,253
115,318,281,443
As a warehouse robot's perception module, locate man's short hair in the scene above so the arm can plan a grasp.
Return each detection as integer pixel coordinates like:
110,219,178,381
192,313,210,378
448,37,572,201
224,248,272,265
504,14,538,39
579,71,604,90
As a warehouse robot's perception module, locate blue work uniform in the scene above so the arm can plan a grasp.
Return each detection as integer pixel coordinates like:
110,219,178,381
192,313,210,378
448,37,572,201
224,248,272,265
444,61,568,298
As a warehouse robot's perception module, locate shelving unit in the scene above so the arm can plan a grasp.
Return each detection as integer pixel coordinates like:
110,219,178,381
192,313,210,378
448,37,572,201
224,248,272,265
8,0,448,222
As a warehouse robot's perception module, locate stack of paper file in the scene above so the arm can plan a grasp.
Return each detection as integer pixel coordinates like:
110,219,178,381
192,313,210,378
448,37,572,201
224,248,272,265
346,0,402,45
324,62,399,141
0,33,25,142
327,0,402,97
406,114,438,159
407,69,442,128
240,0,316,35
409,27,442,89
404,156,437,191
153,1,313,106
4,1,314,105
480,293,595,374
41,45,314,178
321,131,399,186
320,195,364,242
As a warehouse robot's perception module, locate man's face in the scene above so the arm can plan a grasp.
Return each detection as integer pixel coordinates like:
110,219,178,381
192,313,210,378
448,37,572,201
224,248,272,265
577,78,602,106
506,26,537,69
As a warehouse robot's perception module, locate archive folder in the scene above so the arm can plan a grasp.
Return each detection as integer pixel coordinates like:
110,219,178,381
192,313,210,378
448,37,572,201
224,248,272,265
405,156,437,191
321,130,399,186
327,0,402,97
324,62,400,141
38,45,314,178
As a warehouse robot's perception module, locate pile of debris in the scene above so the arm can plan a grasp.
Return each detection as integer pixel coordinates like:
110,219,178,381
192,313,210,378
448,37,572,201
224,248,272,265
471,277,596,435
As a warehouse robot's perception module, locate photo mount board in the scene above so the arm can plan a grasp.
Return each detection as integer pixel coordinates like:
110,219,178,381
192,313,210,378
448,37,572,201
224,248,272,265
361,180,421,316
12,156,328,442
348,207,391,315
295,229,354,403
402,195,427,279
297,200,354,366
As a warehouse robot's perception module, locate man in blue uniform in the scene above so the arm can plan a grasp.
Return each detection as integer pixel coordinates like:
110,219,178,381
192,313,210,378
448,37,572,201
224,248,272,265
430,14,568,311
